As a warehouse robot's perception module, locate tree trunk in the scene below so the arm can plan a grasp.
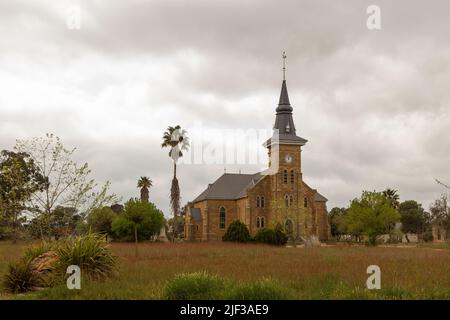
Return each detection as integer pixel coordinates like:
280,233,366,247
134,225,138,258
173,162,178,242
405,233,410,243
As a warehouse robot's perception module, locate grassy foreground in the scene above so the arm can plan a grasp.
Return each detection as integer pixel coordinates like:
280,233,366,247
0,241,449,300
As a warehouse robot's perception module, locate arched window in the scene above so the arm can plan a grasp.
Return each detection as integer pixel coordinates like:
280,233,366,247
256,196,261,208
256,217,261,228
260,217,265,228
290,170,295,184
219,207,226,229
289,195,294,207
261,196,265,208
284,194,289,207
304,196,308,208
283,170,288,184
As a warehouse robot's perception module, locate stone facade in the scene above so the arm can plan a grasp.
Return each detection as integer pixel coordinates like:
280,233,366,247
185,78,330,242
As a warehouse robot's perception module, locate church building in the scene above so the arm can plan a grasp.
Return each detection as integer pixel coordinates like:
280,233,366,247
185,57,330,242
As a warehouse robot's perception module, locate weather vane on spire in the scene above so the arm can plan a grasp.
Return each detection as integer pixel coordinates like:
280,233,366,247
282,51,287,81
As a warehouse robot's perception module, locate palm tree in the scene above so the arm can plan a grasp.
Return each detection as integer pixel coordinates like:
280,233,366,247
161,125,189,241
137,176,152,203
383,188,400,210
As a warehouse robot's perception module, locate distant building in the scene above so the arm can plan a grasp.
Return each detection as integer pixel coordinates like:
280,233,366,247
185,72,330,242
432,223,447,242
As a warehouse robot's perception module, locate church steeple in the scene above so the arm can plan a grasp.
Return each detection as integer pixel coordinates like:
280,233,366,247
274,52,295,135
264,52,308,147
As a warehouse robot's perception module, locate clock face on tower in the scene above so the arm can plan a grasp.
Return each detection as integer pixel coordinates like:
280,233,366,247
284,154,292,164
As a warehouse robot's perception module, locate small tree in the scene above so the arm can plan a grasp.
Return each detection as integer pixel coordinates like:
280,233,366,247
328,207,347,241
0,150,47,241
343,191,400,246
87,207,117,240
111,199,165,256
222,220,250,243
398,200,427,242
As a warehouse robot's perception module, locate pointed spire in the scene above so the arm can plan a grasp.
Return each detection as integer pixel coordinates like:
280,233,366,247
277,80,292,107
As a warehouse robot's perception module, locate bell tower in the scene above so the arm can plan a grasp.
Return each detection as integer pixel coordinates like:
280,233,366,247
263,52,309,239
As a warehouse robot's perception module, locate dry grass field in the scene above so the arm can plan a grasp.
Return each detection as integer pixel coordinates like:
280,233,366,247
0,241,449,300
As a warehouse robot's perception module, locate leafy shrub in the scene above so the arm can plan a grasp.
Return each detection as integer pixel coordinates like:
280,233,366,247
2,259,39,293
254,226,288,246
56,233,117,280
164,271,225,300
225,278,292,300
86,207,117,239
255,228,276,244
111,199,165,242
2,233,117,293
421,229,433,242
222,220,251,243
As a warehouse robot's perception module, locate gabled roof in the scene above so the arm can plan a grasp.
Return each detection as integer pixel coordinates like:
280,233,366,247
314,191,328,202
193,172,263,202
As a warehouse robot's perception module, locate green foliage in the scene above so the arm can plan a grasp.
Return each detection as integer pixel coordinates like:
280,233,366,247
55,233,117,281
329,207,347,240
226,278,292,300
399,200,427,240
2,234,117,293
13,134,120,240
343,191,400,246
421,229,433,242
254,226,288,246
0,150,47,240
164,271,224,300
137,177,152,203
111,199,165,242
2,259,38,293
87,207,116,238
222,220,251,242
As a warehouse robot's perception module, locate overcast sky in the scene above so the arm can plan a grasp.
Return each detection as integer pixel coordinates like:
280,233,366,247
1,0,449,216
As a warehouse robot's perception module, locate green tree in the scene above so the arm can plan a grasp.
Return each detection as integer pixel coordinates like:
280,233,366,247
382,188,400,210
87,207,117,240
328,207,347,241
161,125,189,241
398,200,427,242
222,220,250,242
137,177,152,203
111,199,165,256
14,134,120,239
0,150,47,241
343,191,400,246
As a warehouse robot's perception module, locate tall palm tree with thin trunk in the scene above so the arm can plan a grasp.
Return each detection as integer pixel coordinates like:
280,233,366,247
161,125,189,241
137,176,152,203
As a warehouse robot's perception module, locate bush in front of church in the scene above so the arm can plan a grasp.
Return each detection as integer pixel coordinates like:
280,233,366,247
255,226,288,246
222,220,251,243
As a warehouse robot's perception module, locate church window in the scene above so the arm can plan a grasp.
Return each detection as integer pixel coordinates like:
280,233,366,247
219,207,226,229
256,196,261,207
256,217,261,228
283,170,288,184
289,195,294,206
261,217,265,228
304,197,308,208
290,170,295,184
260,196,265,208
284,194,289,207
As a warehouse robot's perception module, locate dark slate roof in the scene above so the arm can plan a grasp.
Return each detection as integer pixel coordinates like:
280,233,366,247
265,80,307,147
314,191,328,202
190,208,201,221
193,173,263,202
